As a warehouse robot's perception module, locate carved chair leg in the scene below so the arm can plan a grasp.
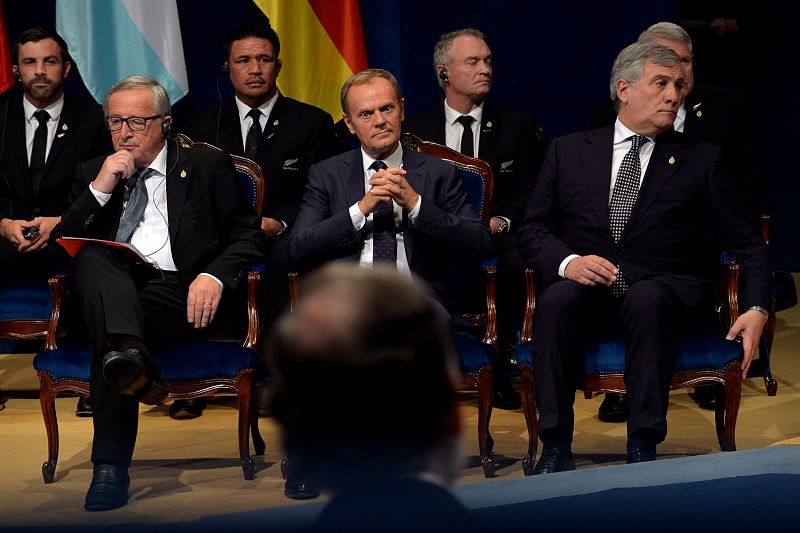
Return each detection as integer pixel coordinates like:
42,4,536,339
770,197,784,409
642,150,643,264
520,365,538,476
719,366,742,451
250,381,266,456
477,367,495,478
236,373,255,480
38,374,59,483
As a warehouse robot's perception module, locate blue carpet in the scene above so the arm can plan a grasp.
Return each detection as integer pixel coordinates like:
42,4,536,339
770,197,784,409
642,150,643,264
5,446,799,532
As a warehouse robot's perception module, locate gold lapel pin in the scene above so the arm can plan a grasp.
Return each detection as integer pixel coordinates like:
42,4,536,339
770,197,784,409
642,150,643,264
668,156,676,165
273,119,279,126
61,123,68,131
180,170,187,178
485,121,492,128
696,110,703,118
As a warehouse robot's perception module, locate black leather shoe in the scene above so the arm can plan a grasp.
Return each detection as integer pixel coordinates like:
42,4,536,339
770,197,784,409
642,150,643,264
493,377,521,410
169,398,207,419
626,443,657,464
598,392,628,423
284,478,321,500
84,464,130,512
689,385,717,410
102,348,167,406
532,446,576,475
76,397,93,417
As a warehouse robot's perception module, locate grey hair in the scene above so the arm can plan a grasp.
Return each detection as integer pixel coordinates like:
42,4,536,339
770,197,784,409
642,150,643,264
102,75,171,116
340,68,403,116
638,22,693,52
610,42,680,111
432,28,487,88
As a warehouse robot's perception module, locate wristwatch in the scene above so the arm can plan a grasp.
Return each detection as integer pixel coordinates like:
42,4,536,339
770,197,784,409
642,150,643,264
747,305,769,321
493,216,509,234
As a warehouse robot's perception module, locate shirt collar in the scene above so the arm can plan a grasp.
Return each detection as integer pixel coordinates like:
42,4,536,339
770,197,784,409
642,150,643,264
235,91,280,122
361,143,404,173
143,143,169,176
614,118,655,146
443,99,483,126
23,93,65,123
674,101,687,133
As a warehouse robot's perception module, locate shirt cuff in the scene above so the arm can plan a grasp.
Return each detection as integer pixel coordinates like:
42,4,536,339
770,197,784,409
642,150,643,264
349,202,366,230
89,182,112,207
198,272,224,289
558,254,580,278
407,195,422,224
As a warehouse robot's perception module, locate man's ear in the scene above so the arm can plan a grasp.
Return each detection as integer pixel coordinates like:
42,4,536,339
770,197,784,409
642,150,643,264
399,97,405,122
275,58,283,76
342,113,356,135
616,79,630,106
63,60,71,79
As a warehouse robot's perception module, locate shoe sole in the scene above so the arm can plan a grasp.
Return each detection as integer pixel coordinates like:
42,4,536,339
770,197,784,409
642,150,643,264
102,353,147,395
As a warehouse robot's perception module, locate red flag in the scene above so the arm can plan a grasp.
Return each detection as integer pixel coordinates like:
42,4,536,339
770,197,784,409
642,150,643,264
0,2,14,94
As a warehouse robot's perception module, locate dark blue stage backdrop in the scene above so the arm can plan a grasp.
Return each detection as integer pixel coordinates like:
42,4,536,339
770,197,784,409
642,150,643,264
4,1,797,269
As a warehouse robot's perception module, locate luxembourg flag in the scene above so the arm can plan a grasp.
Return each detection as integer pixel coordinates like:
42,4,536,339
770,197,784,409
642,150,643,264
56,0,189,104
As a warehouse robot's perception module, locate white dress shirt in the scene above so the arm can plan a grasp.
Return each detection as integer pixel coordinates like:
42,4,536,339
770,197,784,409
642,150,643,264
346,143,422,276
443,99,483,158
235,92,278,148
23,94,64,164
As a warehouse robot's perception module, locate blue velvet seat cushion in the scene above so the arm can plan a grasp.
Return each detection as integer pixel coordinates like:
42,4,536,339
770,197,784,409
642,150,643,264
453,331,496,375
516,330,742,375
0,281,52,321
33,341,255,382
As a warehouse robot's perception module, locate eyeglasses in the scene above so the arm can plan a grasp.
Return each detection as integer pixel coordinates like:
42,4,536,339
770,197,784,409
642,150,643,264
105,115,161,132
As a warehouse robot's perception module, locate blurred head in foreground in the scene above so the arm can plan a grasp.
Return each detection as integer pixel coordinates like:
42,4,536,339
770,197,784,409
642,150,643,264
268,264,463,491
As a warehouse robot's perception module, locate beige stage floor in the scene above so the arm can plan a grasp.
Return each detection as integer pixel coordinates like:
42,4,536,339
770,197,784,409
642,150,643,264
2,286,799,528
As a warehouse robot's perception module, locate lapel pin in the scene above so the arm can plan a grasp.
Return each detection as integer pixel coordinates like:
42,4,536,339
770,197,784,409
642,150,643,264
696,110,703,118
61,123,68,131
273,119,279,126
180,170,187,178
668,156,676,165
486,121,492,128
57,133,65,138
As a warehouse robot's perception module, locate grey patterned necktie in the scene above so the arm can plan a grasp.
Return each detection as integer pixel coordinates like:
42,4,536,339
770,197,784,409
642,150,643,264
369,160,397,265
115,168,157,243
245,108,262,159
609,134,648,297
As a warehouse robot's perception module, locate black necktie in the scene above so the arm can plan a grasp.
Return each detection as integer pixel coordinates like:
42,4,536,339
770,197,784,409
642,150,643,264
29,109,50,195
245,108,262,159
369,160,397,265
457,115,475,157
609,134,648,297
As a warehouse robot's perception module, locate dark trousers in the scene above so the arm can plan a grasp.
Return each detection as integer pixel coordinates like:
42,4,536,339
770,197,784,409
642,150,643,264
73,246,230,466
0,237,71,279
261,232,290,339
493,232,526,351
533,278,711,445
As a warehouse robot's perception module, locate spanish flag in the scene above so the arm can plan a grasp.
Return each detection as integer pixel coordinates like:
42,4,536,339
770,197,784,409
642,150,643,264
0,2,14,95
252,0,368,119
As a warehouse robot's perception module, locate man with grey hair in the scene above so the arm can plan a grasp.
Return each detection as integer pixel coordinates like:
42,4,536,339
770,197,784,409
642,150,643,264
594,21,761,421
54,75,264,511
404,29,544,409
518,42,770,473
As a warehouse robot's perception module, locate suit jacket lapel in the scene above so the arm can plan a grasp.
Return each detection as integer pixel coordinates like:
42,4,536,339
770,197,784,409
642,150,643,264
401,149,426,262
478,101,497,161
221,102,244,154
257,93,286,160
629,133,684,232
582,127,615,241
166,142,191,243
41,96,75,183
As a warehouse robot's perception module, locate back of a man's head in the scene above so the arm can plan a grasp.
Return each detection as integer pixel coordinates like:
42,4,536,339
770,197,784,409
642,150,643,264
268,264,461,490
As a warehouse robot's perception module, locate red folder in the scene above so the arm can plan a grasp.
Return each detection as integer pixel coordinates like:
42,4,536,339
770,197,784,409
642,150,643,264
56,237,155,266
